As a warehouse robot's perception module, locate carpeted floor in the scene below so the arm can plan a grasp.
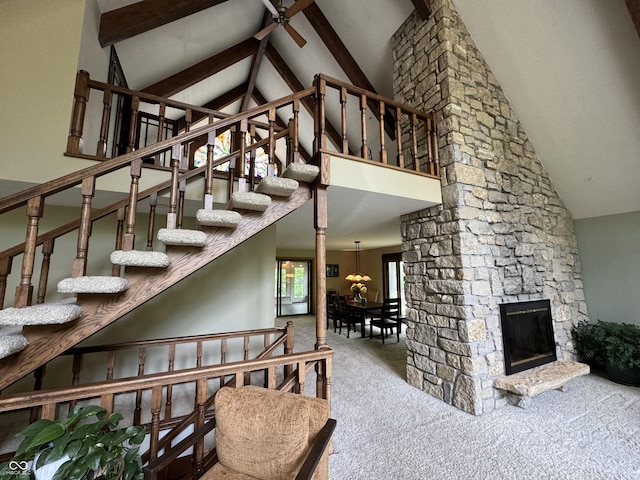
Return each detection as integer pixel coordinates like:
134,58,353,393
277,315,640,480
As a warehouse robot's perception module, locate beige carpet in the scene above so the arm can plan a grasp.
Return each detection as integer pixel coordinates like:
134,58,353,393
278,315,640,480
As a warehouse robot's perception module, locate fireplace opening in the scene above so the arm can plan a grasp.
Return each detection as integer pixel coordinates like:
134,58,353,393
499,299,556,375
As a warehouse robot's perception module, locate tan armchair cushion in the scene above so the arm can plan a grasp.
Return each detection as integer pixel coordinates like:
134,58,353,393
213,386,330,480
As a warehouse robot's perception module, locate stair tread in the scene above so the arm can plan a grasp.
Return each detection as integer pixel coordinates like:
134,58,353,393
197,209,241,227
157,228,208,247
58,276,130,294
0,333,28,359
0,303,82,325
255,176,299,197
110,250,171,267
227,192,271,212
281,163,320,183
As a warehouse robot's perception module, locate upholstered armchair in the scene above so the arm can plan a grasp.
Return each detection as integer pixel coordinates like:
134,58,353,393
202,386,336,480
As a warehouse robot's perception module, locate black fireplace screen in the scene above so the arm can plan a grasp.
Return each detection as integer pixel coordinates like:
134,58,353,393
499,299,556,375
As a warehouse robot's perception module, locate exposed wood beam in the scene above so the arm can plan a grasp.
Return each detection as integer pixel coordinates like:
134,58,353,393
142,38,260,98
626,0,640,40
241,12,272,112
264,43,343,151
252,88,311,162
99,0,230,47
410,0,432,21
303,3,396,140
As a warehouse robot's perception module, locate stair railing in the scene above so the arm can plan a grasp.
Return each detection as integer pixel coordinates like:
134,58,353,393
0,348,334,478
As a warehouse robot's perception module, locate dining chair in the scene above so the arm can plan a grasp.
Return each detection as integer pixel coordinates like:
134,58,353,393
326,292,340,332
337,296,364,338
368,298,401,343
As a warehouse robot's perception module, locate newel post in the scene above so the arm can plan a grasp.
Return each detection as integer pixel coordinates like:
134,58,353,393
67,70,90,156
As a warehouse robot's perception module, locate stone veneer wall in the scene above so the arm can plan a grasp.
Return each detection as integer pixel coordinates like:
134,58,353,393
392,0,589,415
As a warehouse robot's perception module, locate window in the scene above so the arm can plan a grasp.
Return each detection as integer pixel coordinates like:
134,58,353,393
382,253,405,314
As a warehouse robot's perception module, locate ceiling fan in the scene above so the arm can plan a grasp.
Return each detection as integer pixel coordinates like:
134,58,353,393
254,0,314,48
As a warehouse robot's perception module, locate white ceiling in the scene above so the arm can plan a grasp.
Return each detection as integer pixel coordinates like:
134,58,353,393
96,0,640,250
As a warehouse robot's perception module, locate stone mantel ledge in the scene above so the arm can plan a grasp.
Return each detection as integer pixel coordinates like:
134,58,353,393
493,360,590,398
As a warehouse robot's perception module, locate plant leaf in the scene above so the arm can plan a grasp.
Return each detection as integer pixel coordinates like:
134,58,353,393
27,423,65,451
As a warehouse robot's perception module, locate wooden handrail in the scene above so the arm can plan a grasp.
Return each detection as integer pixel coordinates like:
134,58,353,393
0,349,333,412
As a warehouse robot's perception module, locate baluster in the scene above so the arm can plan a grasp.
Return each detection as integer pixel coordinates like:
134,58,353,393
267,366,276,389
238,119,248,192
220,338,227,389
134,347,146,425
360,94,368,159
378,100,387,164
204,130,216,210
196,340,203,368
112,207,126,276
36,239,55,304
126,96,139,153
248,124,257,191
148,385,163,463
72,353,83,385
96,89,112,158
29,365,46,422
146,193,157,251
322,357,333,403
15,196,44,308
123,159,142,251
244,335,250,361
340,88,348,154
395,107,404,167
167,145,181,229
315,76,327,152
227,155,236,201
67,70,90,156
106,351,116,380
268,109,276,171
177,154,188,228
41,403,57,421
287,119,294,167
297,362,305,395
101,393,115,416
0,257,13,309
430,112,440,176
165,344,176,419
410,113,420,172
284,321,294,378
71,177,96,277
194,378,207,476
292,98,301,163
155,103,166,165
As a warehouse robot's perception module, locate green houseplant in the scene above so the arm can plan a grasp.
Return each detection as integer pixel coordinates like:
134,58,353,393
572,319,640,386
0,405,145,480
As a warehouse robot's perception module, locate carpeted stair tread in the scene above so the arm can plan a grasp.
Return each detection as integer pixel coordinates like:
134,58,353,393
0,334,29,359
157,228,207,247
255,176,299,197
227,192,271,212
110,250,171,268
281,163,320,183
0,303,82,325
57,276,129,294
197,209,242,228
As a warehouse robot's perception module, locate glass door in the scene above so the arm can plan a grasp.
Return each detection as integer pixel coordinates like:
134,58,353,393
275,260,312,317
382,253,405,314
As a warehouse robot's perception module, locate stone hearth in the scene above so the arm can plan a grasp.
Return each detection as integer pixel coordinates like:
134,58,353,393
392,0,589,415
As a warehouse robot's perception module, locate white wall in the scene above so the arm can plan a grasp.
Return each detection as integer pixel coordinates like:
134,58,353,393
0,0,96,185
575,211,640,326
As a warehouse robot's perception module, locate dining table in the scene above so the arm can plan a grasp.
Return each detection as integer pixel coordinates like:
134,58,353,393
345,300,384,337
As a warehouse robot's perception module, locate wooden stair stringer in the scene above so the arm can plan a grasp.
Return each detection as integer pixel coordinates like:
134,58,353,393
0,185,312,391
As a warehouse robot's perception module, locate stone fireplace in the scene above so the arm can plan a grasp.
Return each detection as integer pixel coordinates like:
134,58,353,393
392,0,589,414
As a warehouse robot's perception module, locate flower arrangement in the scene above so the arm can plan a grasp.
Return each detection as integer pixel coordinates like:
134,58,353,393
350,283,367,297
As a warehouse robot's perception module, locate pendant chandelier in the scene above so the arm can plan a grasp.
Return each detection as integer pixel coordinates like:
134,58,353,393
345,240,371,282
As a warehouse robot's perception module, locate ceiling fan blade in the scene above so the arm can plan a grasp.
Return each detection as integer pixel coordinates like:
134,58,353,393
254,21,279,40
258,0,279,17
284,0,313,18
284,22,307,48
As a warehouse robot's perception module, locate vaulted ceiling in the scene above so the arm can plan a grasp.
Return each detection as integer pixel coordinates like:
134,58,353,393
95,0,640,249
